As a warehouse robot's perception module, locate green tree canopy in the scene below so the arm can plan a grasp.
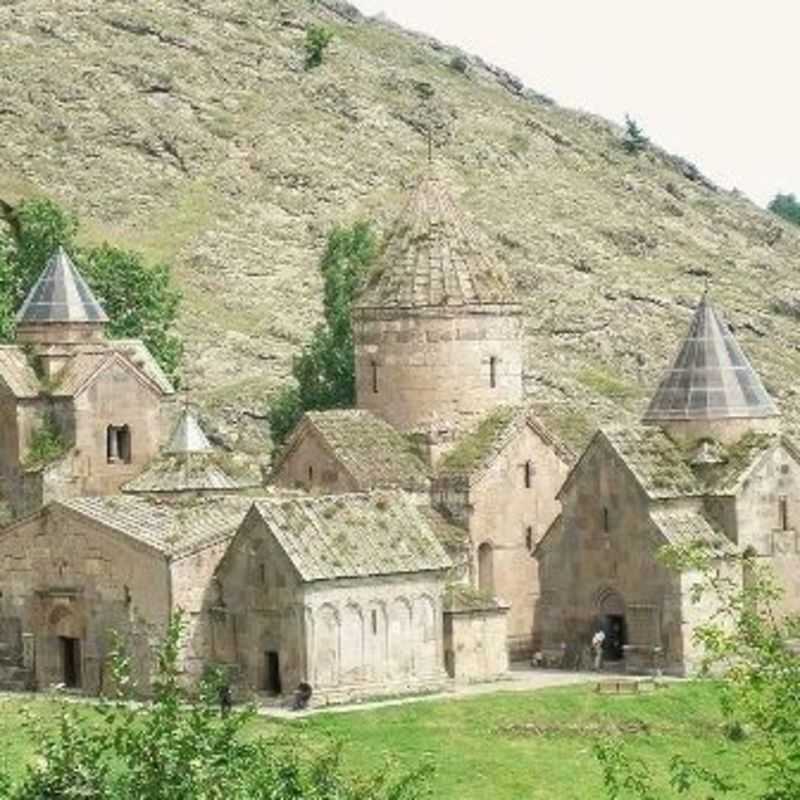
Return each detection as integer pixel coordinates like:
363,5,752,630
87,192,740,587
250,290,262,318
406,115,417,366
267,221,377,447
0,198,183,381
768,192,800,226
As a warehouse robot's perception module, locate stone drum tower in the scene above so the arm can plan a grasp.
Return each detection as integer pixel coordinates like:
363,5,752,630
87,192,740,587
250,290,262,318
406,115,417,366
352,173,523,460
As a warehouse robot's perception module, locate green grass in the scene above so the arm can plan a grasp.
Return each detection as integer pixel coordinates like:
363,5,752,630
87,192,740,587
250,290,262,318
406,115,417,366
0,682,762,798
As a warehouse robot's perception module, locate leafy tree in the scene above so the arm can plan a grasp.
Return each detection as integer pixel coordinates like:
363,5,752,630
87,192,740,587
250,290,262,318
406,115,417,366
622,114,649,154
267,221,377,447
0,198,183,381
0,613,433,799
304,25,334,69
768,193,800,227
595,543,800,799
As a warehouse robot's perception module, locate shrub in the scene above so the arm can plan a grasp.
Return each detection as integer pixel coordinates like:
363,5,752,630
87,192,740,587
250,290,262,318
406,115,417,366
622,114,649,154
768,192,800,226
24,413,66,469
0,614,434,799
305,25,334,69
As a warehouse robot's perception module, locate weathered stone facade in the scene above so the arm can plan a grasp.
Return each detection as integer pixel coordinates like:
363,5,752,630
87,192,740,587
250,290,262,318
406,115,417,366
210,494,451,703
536,296,800,675
0,250,175,519
433,408,571,659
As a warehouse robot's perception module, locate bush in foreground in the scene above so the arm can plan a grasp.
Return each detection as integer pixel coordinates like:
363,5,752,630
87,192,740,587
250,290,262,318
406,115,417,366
0,615,432,800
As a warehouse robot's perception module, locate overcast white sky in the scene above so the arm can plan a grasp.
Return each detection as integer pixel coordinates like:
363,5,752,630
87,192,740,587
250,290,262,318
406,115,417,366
354,0,799,208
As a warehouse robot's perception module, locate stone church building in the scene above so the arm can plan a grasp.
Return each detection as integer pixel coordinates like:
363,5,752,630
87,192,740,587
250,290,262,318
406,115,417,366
535,294,800,674
1,173,795,699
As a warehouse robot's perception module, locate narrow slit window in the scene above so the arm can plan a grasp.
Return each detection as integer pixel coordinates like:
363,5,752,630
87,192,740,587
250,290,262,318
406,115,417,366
603,507,610,533
525,526,533,551
371,609,378,635
307,465,314,483
489,356,497,389
259,563,267,585
524,460,533,488
371,361,379,394
779,496,789,531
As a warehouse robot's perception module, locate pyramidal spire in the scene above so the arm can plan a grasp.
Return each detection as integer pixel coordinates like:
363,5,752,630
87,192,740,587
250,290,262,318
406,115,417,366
643,293,778,424
166,409,213,455
354,173,517,310
16,247,108,325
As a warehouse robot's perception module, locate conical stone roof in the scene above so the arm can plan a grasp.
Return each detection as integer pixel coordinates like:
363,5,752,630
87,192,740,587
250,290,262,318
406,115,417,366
643,293,778,423
16,247,108,325
355,173,517,310
166,409,213,454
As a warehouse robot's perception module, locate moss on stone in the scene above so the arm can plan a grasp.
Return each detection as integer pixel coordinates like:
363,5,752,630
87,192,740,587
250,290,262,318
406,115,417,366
444,582,499,611
440,406,519,473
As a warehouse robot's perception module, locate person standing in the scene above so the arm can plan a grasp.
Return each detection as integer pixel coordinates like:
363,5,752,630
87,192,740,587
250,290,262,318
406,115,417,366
592,629,606,671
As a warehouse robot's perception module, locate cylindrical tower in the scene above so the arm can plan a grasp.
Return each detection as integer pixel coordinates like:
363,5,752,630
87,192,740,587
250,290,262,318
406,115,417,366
352,174,523,457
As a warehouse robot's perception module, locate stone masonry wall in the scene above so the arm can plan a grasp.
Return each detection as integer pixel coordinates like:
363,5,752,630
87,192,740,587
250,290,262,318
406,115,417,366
0,506,170,693
354,307,522,436
536,438,687,673
271,429,359,494
443,607,509,682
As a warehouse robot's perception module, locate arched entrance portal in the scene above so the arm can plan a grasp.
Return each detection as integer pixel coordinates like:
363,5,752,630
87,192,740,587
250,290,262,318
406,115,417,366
594,588,627,662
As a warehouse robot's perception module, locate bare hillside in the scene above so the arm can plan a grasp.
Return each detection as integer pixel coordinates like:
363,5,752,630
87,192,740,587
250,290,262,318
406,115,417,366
2,0,799,451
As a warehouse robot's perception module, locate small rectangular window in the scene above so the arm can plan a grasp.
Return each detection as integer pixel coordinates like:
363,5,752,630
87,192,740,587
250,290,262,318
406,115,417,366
489,356,497,389
779,496,789,531
107,425,132,464
603,507,610,533
371,361,379,394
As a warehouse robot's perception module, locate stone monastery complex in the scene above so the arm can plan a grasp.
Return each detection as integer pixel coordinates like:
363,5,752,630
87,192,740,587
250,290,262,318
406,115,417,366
0,173,798,704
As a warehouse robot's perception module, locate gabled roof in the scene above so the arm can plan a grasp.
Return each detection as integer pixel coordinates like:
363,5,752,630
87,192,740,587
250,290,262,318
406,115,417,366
16,247,108,325
354,173,518,310
0,346,40,398
58,495,253,560
50,343,174,398
643,293,778,423
250,491,452,582
561,424,782,502
437,405,573,484
650,508,735,554
124,410,259,495
274,409,430,492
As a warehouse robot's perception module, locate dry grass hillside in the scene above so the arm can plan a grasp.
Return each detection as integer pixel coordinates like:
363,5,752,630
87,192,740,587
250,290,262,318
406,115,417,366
2,0,800,453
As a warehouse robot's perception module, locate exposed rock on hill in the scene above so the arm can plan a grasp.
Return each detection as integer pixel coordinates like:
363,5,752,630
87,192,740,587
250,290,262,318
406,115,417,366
2,0,799,452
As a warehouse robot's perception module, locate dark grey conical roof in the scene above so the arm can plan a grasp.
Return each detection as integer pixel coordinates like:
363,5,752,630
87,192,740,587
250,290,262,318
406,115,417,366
643,294,778,422
16,247,108,325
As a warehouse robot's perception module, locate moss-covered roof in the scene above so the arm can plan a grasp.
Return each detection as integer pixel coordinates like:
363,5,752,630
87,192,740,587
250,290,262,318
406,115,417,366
650,508,735,553
252,491,452,582
354,173,518,310
444,582,507,612
437,406,572,480
438,406,521,474
601,425,779,499
59,495,253,559
277,409,430,492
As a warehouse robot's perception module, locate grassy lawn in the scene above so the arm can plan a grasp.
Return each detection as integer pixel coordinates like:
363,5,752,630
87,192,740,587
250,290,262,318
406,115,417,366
0,681,760,799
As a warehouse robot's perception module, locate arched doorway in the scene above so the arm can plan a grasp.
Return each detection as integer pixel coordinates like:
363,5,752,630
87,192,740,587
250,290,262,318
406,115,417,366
594,588,627,662
478,542,494,595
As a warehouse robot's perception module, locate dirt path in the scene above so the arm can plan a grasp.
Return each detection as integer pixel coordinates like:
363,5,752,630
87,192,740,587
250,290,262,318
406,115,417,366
259,668,603,719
